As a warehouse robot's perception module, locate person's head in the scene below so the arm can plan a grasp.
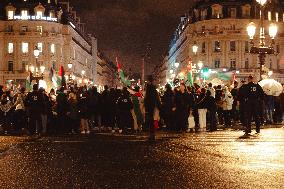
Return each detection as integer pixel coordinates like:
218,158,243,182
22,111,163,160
20,87,25,94
92,86,98,93
206,90,211,97
134,86,140,92
201,88,206,94
180,83,186,92
50,88,55,94
234,81,238,88
208,83,213,88
122,87,129,96
104,85,108,91
38,87,45,93
69,92,76,101
248,75,254,83
165,84,172,91
33,84,38,91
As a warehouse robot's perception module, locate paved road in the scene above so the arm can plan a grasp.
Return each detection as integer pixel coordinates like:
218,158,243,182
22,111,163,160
0,128,284,189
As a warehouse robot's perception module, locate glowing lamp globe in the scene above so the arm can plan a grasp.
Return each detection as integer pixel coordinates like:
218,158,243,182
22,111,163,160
247,22,256,39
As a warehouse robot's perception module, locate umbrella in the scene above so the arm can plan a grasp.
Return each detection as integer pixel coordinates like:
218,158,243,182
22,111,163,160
258,79,283,96
210,78,223,86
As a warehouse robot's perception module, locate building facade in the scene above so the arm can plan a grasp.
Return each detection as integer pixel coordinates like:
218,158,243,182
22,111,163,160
0,0,98,88
167,0,284,84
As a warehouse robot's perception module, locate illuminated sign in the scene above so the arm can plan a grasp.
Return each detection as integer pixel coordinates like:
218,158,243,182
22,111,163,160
13,15,58,22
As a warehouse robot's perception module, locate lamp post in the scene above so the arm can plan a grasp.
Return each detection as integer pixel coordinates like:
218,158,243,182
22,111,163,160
247,0,278,80
29,46,45,85
67,62,73,86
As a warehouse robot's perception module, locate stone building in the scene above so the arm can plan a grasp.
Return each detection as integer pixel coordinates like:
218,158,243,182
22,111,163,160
0,0,98,88
167,0,284,83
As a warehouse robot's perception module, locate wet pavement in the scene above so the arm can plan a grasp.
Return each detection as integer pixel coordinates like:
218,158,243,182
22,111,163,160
0,128,284,189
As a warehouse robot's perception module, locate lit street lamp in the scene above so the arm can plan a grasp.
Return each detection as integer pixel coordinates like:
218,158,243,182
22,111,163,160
29,46,45,85
192,42,198,55
247,0,278,80
67,62,74,86
174,62,180,68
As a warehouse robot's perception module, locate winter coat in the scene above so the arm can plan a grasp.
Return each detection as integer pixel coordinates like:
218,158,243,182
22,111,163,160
175,91,190,112
56,92,69,115
132,92,144,125
68,99,78,120
161,90,175,114
144,84,161,114
279,92,284,112
25,90,44,116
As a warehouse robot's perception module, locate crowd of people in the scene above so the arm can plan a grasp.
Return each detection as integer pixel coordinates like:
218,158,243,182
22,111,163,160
0,75,284,138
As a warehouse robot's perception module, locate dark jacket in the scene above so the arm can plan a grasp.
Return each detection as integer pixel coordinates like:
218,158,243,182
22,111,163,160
25,90,44,115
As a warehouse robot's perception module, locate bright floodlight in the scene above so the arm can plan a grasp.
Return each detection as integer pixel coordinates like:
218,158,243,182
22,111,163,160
247,22,256,39
256,0,267,6
81,70,85,75
30,66,35,73
192,43,198,54
197,61,203,69
68,63,73,69
34,46,40,58
269,23,278,39
174,62,180,68
40,65,45,73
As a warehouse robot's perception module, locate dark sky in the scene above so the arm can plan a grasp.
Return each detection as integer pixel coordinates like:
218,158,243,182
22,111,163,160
69,0,192,74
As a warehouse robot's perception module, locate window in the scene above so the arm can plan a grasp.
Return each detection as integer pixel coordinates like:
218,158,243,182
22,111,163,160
51,44,55,54
201,26,205,33
38,43,43,52
21,10,28,19
7,25,13,32
268,11,272,21
211,4,222,18
21,26,28,32
214,41,221,52
7,10,14,20
202,42,206,53
22,42,29,53
8,61,13,71
245,41,249,53
22,61,28,71
245,58,249,69
276,12,279,22
230,8,237,18
230,59,236,69
50,11,55,18
214,60,220,68
242,4,251,18
36,26,43,33
8,43,13,53
230,41,236,51
36,11,43,18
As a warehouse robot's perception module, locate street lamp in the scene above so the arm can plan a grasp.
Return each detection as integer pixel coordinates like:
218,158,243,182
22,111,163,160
67,62,74,86
174,62,180,68
246,0,278,80
29,46,44,86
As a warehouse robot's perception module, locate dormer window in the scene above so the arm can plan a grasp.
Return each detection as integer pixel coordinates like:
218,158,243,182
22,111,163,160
21,10,28,19
6,5,16,20
230,8,237,18
7,11,14,20
242,4,251,18
211,4,223,19
36,11,43,18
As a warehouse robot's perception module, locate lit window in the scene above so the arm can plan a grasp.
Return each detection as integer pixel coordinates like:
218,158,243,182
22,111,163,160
22,42,29,53
21,26,28,32
51,44,55,54
276,12,279,22
38,43,43,52
50,11,55,18
36,26,42,33
7,11,14,20
36,11,43,18
268,11,272,21
230,59,236,69
214,41,221,52
21,10,28,19
214,60,220,68
8,43,13,53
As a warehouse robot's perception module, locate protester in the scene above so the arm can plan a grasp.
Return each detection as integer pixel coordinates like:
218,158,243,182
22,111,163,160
161,84,175,131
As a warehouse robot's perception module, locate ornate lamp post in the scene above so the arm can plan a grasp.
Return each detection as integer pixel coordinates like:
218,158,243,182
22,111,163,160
247,0,278,80
29,46,45,85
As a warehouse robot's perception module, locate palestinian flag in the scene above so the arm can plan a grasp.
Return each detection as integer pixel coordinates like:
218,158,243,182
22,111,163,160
186,59,193,87
58,66,66,88
25,73,32,91
116,57,131,87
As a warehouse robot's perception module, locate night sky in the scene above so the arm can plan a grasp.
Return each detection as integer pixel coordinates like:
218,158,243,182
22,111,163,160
69,0,192,74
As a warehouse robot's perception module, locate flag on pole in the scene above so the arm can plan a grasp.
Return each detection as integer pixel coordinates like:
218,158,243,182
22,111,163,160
25,73,32,92
116,57,131,86
58,66,66,88
186,59,193,87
